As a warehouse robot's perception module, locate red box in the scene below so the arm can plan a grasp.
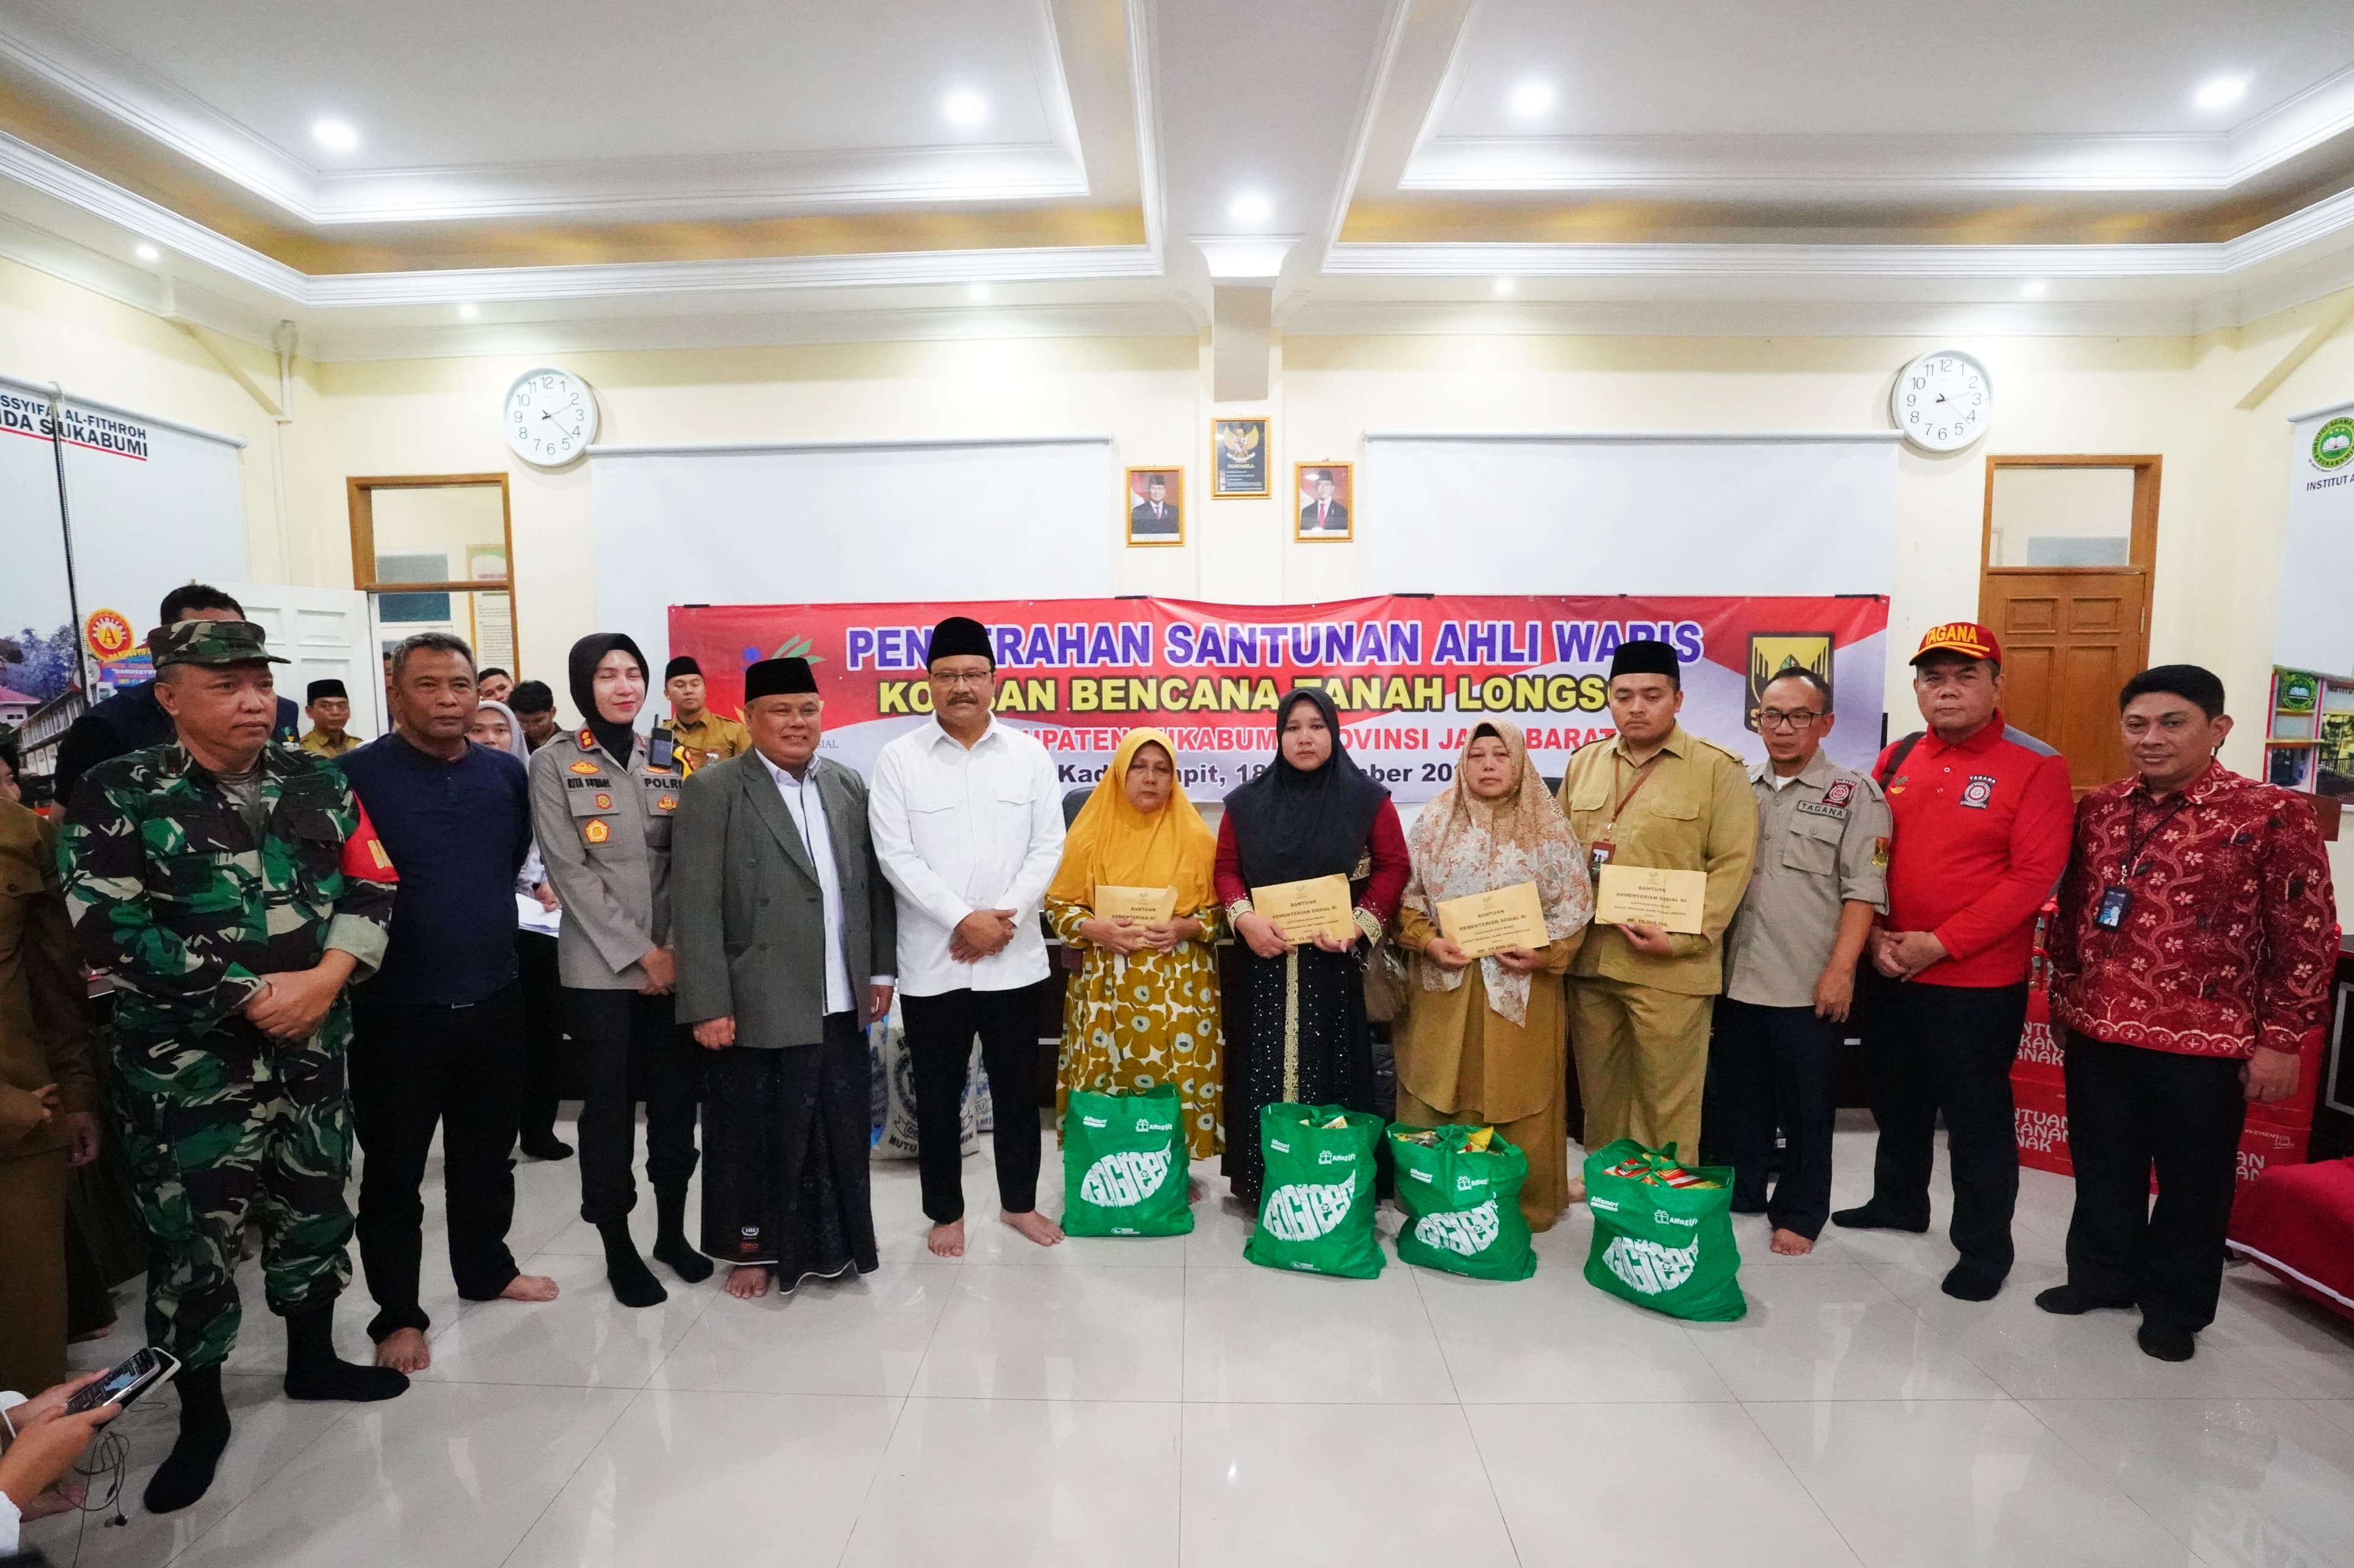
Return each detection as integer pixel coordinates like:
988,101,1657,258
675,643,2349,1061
2014,1078,2073,1177
2012,1014,2066,1086
2237,1119,2310,1188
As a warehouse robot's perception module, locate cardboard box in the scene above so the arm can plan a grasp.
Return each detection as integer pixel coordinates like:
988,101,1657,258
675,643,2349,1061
2236,1119,2309,1188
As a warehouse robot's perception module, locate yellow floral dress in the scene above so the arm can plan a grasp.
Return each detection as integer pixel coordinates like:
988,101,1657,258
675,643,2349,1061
1049,900,1226,1160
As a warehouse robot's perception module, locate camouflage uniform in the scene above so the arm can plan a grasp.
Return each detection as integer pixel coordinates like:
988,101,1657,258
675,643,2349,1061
58,621,396,1372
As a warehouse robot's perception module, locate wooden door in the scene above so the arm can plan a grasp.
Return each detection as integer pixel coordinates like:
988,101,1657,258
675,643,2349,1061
1982,572,2148,793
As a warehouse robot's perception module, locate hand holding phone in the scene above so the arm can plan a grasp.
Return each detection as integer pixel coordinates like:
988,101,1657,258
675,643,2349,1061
60,1348,179,1421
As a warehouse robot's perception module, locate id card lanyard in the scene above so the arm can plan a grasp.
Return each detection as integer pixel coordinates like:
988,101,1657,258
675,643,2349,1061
2096,794,2189,930
1589,750,1662,880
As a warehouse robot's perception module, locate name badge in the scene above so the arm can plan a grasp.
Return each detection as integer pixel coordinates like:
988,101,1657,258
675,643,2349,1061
1587,840,1614,882
2096,884,2132,930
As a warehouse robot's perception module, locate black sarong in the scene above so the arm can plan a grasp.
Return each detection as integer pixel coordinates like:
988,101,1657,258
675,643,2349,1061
699,1013,879,1288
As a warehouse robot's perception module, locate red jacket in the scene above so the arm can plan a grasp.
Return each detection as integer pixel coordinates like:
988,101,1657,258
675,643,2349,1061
1876,714,2073,987
1213,799,1411,934
2048,762,2336,1059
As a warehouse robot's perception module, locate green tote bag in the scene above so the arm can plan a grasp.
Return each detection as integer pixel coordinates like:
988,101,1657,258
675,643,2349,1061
1244,1103,1386,1278
1062,1080,1193,1236
1580,1139,1746,1321
1390,1126,1537,1282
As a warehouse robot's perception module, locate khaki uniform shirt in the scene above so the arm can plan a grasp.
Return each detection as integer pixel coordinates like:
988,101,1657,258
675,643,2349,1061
1722,750,1891,1009
0,803,95,1158
528,725,682,990
664,711,750,769
1557,724,1759,997
299,728,360,758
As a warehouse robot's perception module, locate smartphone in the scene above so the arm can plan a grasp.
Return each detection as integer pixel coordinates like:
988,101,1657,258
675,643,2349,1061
62,1347,180,1418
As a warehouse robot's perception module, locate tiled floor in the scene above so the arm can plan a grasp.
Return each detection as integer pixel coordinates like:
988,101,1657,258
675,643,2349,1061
22,1113,2354,1567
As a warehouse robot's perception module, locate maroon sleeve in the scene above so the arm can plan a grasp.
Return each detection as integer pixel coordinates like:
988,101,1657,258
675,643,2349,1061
1213,813,1248,907
1356,799,1411,921
2254,795,2339,1057
2043,792,2098,989
1930,750,2074,965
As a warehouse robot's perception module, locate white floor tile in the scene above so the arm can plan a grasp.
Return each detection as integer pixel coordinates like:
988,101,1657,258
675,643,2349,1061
1748,1398,2203,1568
2211,1270,2354,1401
2307,1399,2354,1437
841,1398,1180,1568
410,1248,714,1387
1178,1401,1514,1565
914,1264,1185,1401
651,1260,954,1396
1685,1265,2004,1401
168,1381,633,1568
505,1388,900,1568
2024,1397,2354,1568
1470,1402,1861,1565
1415,1263,1737,1403
1181,1262,1458,1403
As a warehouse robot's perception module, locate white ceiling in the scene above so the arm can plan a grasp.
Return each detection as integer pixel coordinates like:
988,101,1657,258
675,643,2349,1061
2,0,2353,358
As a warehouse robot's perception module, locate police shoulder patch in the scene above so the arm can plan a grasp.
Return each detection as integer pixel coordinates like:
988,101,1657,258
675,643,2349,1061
1822,779,1856,809
583,819,611,844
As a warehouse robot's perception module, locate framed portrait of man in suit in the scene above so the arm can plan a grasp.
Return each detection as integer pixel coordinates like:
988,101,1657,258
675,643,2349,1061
1294,462,1353,542
1125,466,1185,547
1211,417,1270,498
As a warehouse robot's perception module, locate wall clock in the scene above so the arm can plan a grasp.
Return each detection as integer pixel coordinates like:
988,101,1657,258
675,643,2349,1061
503,367,599,467
1890,348,1992,452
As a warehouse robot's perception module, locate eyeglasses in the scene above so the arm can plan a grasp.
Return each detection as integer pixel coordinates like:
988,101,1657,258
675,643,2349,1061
931,671,995,688
1757,710,1822,730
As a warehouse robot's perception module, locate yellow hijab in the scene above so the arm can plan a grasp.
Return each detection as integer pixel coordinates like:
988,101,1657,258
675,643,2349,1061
1046,727,1216,915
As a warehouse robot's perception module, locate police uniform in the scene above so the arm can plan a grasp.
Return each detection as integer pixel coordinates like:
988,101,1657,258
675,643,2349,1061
1705,750,1889,1239
1557,721,1758,1158
526,716,700,1244
57,620,396,1373
663,710,750,769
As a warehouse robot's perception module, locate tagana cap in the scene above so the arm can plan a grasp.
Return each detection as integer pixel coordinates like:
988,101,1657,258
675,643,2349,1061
926,615,994,668
1911,621,2002,665
149,619,287,670
305,678,347,703
664,655,701,680
1608,637,1681,681
744,656,818,700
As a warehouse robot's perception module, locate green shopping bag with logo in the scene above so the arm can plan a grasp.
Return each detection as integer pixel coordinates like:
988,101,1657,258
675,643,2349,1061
1390,1126,1537,1282
1244,1103,1384,1277
1581,1139,1745,1321
1062,1080,1193,1236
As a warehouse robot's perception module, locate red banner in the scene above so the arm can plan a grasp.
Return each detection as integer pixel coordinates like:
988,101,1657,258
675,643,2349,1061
669,594,1890,802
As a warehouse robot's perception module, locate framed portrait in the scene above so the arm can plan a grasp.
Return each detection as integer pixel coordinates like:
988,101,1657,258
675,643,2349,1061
1125,466,1185,547
1293,462,1353,542
1211,416,1270,498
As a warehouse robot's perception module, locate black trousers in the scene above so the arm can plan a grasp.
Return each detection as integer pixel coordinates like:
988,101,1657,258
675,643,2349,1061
902,984,1043,1224
350,983,526,1341
2060,1029,2248,1333
1703,998,1840,1240
700,1014,878,1285
565,987,702,1225
516,931,567,1146
1861,978,2027,1279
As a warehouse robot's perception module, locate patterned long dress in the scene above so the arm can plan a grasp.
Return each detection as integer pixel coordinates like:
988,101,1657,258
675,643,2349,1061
1048,901,1226,1161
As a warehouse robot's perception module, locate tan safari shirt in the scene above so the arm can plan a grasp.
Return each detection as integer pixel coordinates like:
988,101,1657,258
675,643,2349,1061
1722,750,1891,1009
1557,724,1759,997
664,710,750,769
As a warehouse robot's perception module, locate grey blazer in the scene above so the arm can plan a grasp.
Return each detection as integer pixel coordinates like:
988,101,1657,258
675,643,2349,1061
528,726,678,990
671,750,896,1048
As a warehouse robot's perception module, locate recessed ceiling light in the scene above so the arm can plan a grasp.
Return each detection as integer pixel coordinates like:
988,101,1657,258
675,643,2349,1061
1507,80,1555,118
1227,191,1273,224
1492,277,1516,296
135,242,159,262
2019,279,2047,298
456,303,479,320
2193,75,2248,111
967,283,993,302
312,117,360,151
943,90,987,127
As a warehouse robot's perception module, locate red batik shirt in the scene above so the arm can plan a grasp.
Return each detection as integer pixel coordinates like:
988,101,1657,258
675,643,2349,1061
2047,761,2338,1059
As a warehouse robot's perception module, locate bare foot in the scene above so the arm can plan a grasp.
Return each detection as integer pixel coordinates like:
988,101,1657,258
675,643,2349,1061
724,1265,772,1299
20,1479,87,1522
376,1326,431,1373
1566,1174,1588,1204
1001,1209,1065,1247
501,1272,560,1303
1187,1177,1205,1202
927,1219,967,1258
1769,1227,1815,1257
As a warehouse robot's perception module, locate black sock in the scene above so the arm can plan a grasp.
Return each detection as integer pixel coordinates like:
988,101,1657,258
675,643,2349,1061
599,1217,669,1307
282,1302,409,1402
143,1363,231,1515
652,1188,712,1283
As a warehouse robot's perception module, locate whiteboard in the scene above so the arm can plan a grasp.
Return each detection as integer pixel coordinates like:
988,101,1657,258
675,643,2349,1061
1359,433,1898,597
589,435,1117,667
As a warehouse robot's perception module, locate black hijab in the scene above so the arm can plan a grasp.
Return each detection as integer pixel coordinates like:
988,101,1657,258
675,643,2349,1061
567,631,647,766
1222,686,1389,887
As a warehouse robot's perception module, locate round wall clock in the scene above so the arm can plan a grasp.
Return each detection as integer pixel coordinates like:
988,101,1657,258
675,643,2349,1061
503,367,599,467
1890,348,1992,452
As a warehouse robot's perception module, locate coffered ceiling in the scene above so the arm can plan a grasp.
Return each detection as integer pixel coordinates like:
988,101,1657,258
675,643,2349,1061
4,0,2353,357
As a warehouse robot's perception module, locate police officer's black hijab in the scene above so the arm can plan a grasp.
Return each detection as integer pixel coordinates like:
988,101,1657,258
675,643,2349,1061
567,631,648,765
1222,686,1389,887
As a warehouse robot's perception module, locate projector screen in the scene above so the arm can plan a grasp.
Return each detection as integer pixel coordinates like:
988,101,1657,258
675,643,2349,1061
589,435,1116,666
1359,432,1898,597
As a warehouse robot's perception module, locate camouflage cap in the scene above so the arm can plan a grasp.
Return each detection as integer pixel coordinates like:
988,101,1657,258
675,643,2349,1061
148,619,289,669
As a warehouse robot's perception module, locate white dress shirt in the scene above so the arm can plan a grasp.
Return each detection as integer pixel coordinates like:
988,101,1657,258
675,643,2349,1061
868,715,1066,997
758,751,892,1013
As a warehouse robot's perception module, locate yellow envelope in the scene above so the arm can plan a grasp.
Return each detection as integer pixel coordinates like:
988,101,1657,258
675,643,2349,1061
1434,881,1550,959
1094,884,1179,924
1251,874,1356,943
1594,864,1708,935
